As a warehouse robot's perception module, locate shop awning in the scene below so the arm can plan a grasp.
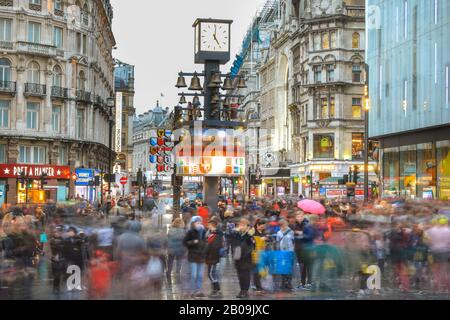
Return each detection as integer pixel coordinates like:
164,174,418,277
261,168,291,178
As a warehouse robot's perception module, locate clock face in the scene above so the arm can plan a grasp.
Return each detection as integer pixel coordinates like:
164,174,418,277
200,22,229,52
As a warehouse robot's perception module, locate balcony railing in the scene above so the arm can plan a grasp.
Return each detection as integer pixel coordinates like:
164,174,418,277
0,81,16,95
51,86,69,99
17,42,57,57
29,2,42,11
0,41,13,50
54,8,64,17
76,90,91,103
24,83,46,96
0,0,13,7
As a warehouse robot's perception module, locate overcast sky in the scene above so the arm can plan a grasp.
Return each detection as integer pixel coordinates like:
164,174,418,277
111,0,264,115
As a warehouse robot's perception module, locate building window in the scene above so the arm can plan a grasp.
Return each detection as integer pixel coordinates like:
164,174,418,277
434,0,438,25
58,145,66,165
320,98,328,118
313,34,320,51
330,97,335,118
0,58,11,84
399,145,417,198
82,4,89,26
417,143,436,199
28,22,41,43
383,147,400,197
313,134,334,159
352,98,362,118
352,64,361,83
0,100,9,128
0,18,12,42
54,0,62,10
76,108,84,139
314,66,322,83
330,31,337,48
27,62,40,84
322,32,329,50
53,65,62,87
77,70,86,91
76,33,88,55
52,105,61,132
437,140,450,200
352,133,364,160
0,144,5,163
326,66,334,82
352,32,360,49
26,103,39,129
53,27,63,48
19,145,45,164
404,0,408,39
446,66,449,107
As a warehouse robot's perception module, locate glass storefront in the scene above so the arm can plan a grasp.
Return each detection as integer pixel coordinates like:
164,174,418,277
399,145,416,198
437,140,450,200
17,181,48,204
383,147,400,197
382,140,449,199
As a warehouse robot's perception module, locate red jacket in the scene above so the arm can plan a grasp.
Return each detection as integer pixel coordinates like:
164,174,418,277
198,206,209,227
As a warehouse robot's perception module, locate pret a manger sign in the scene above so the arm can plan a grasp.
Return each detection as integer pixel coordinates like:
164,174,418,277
0,164,71,179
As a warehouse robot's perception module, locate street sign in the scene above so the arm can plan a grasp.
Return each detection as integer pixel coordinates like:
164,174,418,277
120,176,128,185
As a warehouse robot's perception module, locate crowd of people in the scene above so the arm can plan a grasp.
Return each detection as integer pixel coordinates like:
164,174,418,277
0,195,449,300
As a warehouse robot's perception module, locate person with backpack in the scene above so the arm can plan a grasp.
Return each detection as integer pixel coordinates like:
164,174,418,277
183,216,207,298
205,217,224,297
275,219,295,291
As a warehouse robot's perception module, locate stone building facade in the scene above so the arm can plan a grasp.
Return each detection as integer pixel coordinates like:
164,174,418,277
0,0,116,205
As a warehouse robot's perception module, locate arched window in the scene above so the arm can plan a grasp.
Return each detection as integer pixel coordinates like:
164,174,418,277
82,4,89,26
352,32,360,49
28,61,40,84
53,65,62,87
0,58,11,83
78,70,86,91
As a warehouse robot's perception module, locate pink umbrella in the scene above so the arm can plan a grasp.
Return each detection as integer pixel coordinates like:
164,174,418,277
297,199,326,215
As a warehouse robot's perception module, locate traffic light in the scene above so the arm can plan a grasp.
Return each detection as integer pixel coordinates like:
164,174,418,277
230,54,244,78
137,168,143,186
27,178,33,189
353,165,360,184
306,175,312,185
94,176,100,186
40,173,48,189
143,174,148,188
19,171,26,187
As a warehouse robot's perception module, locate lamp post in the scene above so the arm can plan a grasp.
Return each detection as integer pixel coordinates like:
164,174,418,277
364,64,370,202
107,97,115,197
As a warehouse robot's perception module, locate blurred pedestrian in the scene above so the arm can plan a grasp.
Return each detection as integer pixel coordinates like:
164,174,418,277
166,218,186,284
233,218,255,299
205,218,224,298
183,216,207,298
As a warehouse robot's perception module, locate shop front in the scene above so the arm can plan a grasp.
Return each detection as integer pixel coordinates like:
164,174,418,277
291,162,379,199
260,168,291,198
75,168,101,203
381,139,450,200
0,164,71,205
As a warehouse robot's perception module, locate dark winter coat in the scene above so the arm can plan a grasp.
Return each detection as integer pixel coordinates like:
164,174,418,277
292,219,315,253
233,230,255,270
183,227,207,263
205,229,224,265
